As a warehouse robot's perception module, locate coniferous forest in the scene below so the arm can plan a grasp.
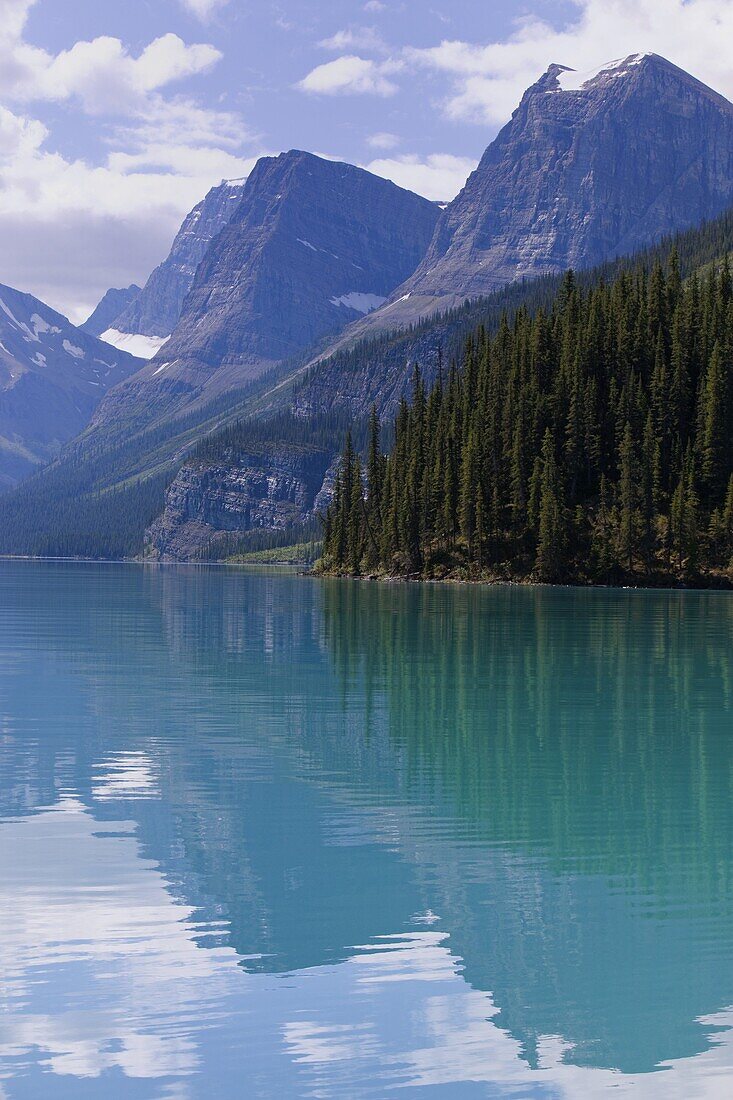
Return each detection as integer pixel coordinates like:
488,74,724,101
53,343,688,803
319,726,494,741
320,252,733,586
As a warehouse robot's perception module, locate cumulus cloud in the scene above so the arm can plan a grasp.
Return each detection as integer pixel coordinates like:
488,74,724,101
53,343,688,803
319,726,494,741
299,55,401,97
406,0,733,124
364,153,474,202
0,20,221,116
0,0,256,320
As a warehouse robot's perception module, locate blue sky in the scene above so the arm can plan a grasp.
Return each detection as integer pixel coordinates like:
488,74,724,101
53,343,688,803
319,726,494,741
2,0,732,321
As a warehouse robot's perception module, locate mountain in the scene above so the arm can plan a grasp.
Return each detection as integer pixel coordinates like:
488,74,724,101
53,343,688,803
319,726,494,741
0,153,439,555
6,54,733,558
55,151,439,467
0,284,142,489
2,195,731,558
157,151,440,374
95,151,440,428
97,179,246,359
146,204,733,561
323,52,733,342
81,285,141,338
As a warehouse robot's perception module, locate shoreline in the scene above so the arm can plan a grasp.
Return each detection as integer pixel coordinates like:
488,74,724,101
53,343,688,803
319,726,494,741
312,566,733,593
2,555,732,592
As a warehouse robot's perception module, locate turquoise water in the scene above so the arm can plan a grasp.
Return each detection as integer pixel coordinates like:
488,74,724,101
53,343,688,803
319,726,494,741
1,563,733,1098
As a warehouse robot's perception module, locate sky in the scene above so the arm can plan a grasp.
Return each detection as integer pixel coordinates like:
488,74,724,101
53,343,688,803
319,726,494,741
3,0,733,323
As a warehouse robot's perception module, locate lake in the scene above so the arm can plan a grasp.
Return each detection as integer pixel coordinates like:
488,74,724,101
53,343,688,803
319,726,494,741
1,562,733,1098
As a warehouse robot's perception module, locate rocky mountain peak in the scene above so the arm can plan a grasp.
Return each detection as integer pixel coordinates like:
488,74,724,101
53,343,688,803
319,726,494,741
540,52,733,104
340,52,733,335
91,178,246,357
75,151,440,452
142,150,440,391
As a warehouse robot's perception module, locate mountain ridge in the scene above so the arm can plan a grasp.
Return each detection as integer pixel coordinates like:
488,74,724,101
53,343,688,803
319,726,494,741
93,179,246,359
0,283,142,488
312,51,733,350
6,53,733,556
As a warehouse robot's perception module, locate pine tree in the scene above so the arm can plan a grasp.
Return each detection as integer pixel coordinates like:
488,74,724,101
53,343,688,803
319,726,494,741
616,421,637,573
535,430,566,581
328,245,733,586
700,343,728,500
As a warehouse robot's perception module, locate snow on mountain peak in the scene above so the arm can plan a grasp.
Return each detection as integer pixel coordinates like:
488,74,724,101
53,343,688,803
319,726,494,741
554,53,652,93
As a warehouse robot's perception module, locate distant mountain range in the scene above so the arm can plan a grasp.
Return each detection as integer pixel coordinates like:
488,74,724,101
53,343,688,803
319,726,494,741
0,285,142,488
3,52,733,558
82,285,141,339
89,180,246,359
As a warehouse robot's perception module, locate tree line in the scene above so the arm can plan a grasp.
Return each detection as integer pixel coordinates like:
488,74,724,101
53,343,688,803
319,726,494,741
321,251,733,585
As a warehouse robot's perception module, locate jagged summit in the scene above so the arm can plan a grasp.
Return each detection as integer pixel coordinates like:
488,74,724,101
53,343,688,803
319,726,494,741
324,51,733,340
539,52,733,106
542,53,653,92
89,178,246,359
76,150,440,441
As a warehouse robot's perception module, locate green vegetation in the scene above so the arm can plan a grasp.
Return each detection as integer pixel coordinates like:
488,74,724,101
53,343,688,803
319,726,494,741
195,516,323,563
227,540,322,565
321,251,733,586
4,205,733,561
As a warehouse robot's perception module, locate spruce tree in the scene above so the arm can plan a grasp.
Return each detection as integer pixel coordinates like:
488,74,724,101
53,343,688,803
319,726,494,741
535,430,566,582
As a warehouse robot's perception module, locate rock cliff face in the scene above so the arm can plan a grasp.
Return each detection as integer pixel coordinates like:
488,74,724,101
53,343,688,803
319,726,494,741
81,285,141,337
150,151,440,385
0,283,142,488
324,53,733,338
99,180,245,345
146,444,332,560
85,151,439,443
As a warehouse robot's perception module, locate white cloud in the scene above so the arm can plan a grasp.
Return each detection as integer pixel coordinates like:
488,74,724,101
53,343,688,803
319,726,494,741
363,0,387,10
0,1,256,320
364,153,474,202
319,27,387,54
299,55,401,97
367,131,400,151
405,0,733,124
0,16,221,116
179,0,230,20
0,101,257,321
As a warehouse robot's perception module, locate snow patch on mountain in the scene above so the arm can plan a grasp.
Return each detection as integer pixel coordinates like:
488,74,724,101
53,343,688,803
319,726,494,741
62,339,85,359
329,292,387,314
0,298,38,342
555,53,651,92
31,313,61,337
101,329,170,360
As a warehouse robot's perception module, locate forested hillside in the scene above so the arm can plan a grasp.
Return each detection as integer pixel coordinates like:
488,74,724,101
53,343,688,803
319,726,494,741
2,206,733,560
321,250,733,586
294,207,733,420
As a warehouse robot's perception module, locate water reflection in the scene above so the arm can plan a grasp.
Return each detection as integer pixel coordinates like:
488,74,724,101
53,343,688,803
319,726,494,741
1,563,733,1097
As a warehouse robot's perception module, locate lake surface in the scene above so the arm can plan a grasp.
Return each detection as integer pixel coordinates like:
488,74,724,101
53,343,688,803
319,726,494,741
1,563,733,1098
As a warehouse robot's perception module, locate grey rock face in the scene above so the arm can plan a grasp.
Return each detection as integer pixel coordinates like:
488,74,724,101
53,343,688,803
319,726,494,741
332,53,733,335
112,180,245,338
0,284,142,488
146,444,332,560
82,285,141,337
87,152,440,445
154,151,440,384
